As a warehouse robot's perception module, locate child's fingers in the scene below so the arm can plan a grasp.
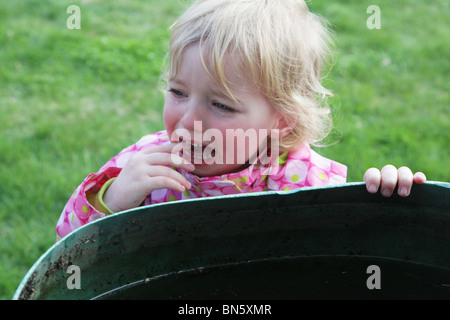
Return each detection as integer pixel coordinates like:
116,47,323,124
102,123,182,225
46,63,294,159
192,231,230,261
147,175,189,193
397,166,413,197
141,143,195,170
364,166,426,198
142,141,186,157
147,165,192,190
364,167,381,193
144,151,195,172
413,172,427,184
380,164,398,197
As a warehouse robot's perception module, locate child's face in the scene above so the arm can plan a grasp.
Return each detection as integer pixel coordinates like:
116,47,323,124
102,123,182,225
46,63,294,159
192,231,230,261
163,44,284,177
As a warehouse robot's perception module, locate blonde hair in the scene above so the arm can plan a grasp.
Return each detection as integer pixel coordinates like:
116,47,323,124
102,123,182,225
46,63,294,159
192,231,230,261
167,0,334,150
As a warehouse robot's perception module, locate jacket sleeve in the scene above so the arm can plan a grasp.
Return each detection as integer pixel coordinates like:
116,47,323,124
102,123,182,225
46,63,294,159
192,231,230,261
55,167,122,241
55,131,170,241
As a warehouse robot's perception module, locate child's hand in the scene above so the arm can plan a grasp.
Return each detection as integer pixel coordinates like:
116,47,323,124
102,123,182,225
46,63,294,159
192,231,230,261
102,143,195,212
364,165,426,197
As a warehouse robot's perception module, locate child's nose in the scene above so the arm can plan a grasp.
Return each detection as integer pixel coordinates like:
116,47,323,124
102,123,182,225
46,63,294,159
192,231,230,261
180,102,204,131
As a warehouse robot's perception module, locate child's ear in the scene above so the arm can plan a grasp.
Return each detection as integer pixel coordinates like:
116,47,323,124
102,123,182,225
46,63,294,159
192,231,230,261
275,115,294,139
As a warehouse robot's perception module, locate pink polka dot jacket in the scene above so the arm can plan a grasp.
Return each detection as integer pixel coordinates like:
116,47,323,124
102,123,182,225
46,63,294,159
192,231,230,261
56,130,347,240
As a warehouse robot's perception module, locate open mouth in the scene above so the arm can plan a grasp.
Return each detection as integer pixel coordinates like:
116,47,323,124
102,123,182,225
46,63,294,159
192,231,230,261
179,137,216,162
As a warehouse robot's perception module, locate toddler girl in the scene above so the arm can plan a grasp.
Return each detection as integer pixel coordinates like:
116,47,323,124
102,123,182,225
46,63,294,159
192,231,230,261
56,0,425,240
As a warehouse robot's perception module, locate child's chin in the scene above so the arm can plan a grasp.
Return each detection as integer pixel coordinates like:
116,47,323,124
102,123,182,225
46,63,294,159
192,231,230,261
191,164,221,177
192,163,249,177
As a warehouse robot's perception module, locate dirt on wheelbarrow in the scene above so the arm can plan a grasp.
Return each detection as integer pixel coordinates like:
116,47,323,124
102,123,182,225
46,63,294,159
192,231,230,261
18,250,77,300
18,271,37,300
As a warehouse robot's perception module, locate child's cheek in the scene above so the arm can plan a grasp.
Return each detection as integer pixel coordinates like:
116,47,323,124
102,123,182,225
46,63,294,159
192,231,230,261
223,135,256,165
163,99,177,137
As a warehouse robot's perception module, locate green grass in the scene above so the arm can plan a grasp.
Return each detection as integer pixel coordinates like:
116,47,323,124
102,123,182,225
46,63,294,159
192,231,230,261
0,0,448,299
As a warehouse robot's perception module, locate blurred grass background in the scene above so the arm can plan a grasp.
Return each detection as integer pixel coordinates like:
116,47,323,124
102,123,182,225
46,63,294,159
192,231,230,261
0,0,448,299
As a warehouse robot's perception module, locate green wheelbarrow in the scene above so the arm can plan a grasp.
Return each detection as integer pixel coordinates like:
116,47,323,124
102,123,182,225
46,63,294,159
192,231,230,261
14,182,450,300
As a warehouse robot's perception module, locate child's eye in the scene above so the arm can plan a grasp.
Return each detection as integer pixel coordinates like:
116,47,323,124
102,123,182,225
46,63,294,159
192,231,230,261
168,88,185,97
213,102,235,113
